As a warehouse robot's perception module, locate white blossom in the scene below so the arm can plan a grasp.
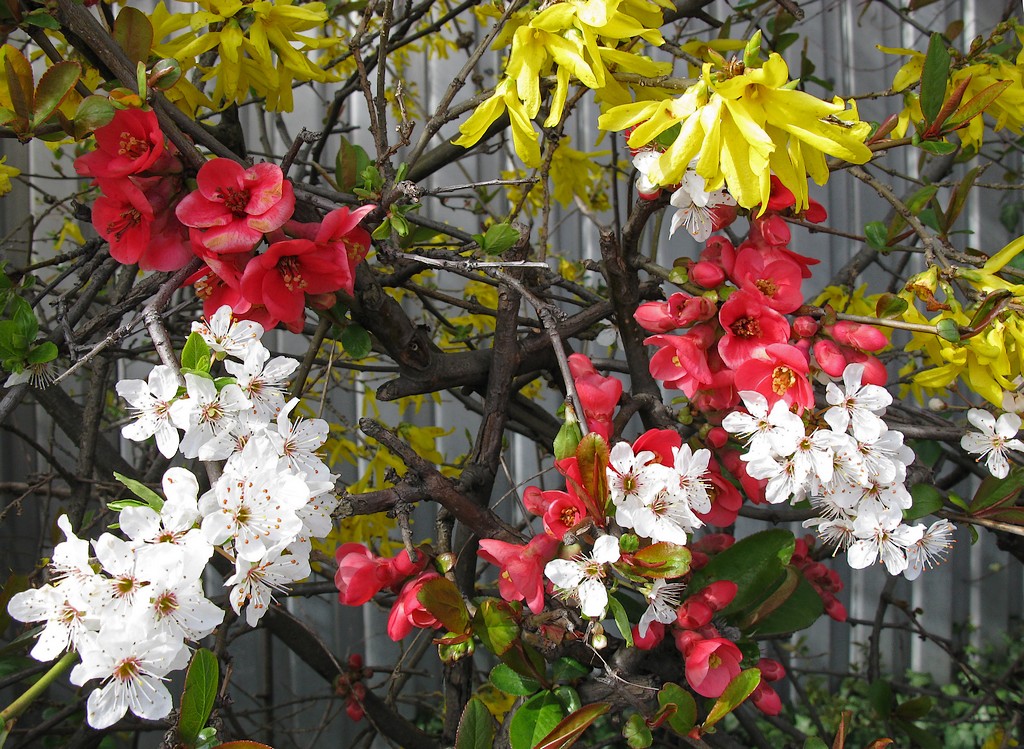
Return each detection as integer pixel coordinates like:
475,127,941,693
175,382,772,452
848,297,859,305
226,550,311,627
824,363,892,440
544,535,621,618
70,626,190,729
903,519,956,580
116,365,181,458
961,409,1024,479
192,305,263,360
169,373,251,461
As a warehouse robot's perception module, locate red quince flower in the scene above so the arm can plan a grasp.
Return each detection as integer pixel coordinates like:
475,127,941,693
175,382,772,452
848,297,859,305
731,249,804,314
646,332,714,397
387,572,444,640
335,543,384,606
176,159,296,254
240,238,353,329
91,178,153,266
478,534,560,614
75,108,166,178
717,290,791,369
568,354,622,440
288,205,375,294
684,637,744,698
734,343,814,411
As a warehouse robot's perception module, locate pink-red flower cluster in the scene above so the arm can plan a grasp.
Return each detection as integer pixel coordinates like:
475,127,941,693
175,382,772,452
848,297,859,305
637,176,889,417
76,109,374,332
76,108,192,271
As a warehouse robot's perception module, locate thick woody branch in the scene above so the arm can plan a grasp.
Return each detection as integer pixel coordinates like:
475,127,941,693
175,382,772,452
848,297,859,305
358,419,521,543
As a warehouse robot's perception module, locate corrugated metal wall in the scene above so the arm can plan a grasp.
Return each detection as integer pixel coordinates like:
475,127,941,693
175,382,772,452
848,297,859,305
2,1,1023,746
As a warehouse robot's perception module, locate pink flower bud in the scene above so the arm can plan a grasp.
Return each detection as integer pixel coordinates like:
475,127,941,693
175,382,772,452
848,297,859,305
676,600,714,630
706,427,729,449
813,339,847,377
829,321,887,352
634,301,677,333
691,261,726,289
792,316,819,337
673,629,703,657
699,580,738,612
632,621,665,650
757,658,786,682
752,683,783,715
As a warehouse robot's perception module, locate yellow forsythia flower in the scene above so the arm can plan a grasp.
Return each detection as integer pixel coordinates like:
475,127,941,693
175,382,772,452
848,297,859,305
599,48,872,212
0,157,19,196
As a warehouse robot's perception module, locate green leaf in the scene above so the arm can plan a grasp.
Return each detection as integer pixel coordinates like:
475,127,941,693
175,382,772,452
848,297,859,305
864,221,889,250
736,564,800,630
371,218,392,240
335,138,371,193
180,332,212,373
472,598,519,657
551,657,589,684
572,433,609,520
509,692,565,749
74,95,115,137
178,649,219,744
920,33,950,123
803,739,829,749
113,7,154,65
906,184,939,215
656,683,696,736
3,45,36,124
907,484,944,521
473,223,521,255
916,139,958,155
32,61,80,129
490,663,541,696
945,79,1013,131
23,10,61,29
606,595,634,647
875,293,909,319
686,529,795,617
624,542,692,579
552,685,580,715
934,318,960,343
970,469,1024,516
894,695,933,721
999,201,1021,234
623,713,653,749
745,575,824,637
500,641,549,684
149,58,182,91
417,576,469,633
896,718,942,749
338,323,372,359
455,697,496,749
112,472,163,512
868,678,893,719
702,668,761,731
216,743,275,749
532,704,602,749
11,299,37,340
26,341,57,365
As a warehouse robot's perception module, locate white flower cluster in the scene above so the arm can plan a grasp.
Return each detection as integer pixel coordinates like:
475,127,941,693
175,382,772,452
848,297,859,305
960,390,1024,479
8,306,337,729
543,440,713,621
607,441,711,545
723,364,954,579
